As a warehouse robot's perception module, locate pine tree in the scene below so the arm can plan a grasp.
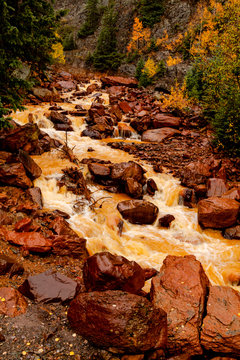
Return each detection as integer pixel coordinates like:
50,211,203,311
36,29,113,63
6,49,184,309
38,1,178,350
139,0,164,28
78,0,100,38
0,0,59,128
92,0,122,71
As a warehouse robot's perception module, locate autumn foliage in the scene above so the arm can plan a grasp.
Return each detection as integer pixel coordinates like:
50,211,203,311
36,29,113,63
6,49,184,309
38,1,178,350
127,17,151,54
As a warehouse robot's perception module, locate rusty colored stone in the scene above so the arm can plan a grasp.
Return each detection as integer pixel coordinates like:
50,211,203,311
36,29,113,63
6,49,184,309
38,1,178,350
0,287,27,317
158,214,175,228
198,197,240,229
88,163,111,177
119,101,132,113
151,255,210,356
207,178,228,197
222,188,240,201
18,149,42,180
14,217,32,232
50,216,77,237
111,161,146,183
83,252,145,294
68,290,167,353
152,114,180,129
101,76,138,88
118,123,134,138
51,235,88,258
125,178,143,199
117,200,159,225
27,187,43,209
0,163,32,189
18,270,78,303
142,128,180,143
147,178,158,196
223,225,240,240
201,286,240,357
5,231,52,253
180,161,212,187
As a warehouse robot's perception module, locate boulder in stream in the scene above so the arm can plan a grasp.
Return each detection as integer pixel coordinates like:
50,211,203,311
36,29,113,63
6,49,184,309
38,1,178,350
117,200,159,224
68,290,167,353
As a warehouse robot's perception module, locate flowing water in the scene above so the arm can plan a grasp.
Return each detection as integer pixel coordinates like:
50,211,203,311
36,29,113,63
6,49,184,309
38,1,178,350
13,81,240,291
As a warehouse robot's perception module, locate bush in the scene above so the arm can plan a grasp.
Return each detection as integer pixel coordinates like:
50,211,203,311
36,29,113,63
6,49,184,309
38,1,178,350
139,0,165,28
63,33,77,51
135,58,145,80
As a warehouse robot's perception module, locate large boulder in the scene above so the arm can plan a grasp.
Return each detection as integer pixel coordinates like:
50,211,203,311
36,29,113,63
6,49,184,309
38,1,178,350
111,161,146,184
207,178,227,197
198,197,240,229
0,123,40,153
180,161,211,187
150,255,210,356
5,231,52,253
201,286,240,357
18,149,42,180
141,128,180,143
18,270,78,303
152,114,181,129
68,290,167,353
83,252,145,294
117,200,159,224
101,76,138,88
0,287,27,317
0,163,32,188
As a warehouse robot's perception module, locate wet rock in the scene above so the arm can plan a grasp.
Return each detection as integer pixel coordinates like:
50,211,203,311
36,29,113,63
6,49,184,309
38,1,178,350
125,178,143,198
198,197,240,229
53,123,74,131
119,101,132,113
58,167,91,199
179,188,197,208
118,123,134,138
32,87,58,102
83,252,145,294
88,163,111,177
50,216,77,237
81,127,102,139
158,214,175,228
201,286,240,357
27,187,43,209
150,255,210,356
0,163,32,189
180,161,211,187
68,290,167,353
5,231,52,253
88,104,106,118
57,80,76,90
117,200,159,225
0,287,28,317
0,209,15,225
51,235,88,258
223,225,240,240
147,178,158,196
142,128,180,143
18,149,42,180
14,217,32,232
110,104,122,121
0,123,40,153
101,76,138,88
50,110,71,125
207,178,228,197
222,188,240,201
18,270,78,303
86,83,99,94
131,118,151,134
152,114,180,129
111,161,146,184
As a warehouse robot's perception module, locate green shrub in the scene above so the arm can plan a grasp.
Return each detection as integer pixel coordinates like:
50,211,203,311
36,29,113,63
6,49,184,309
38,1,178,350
156,60,166,77
135,58,145,80
139,72,152,87
63,33,76,51
139,0,165,28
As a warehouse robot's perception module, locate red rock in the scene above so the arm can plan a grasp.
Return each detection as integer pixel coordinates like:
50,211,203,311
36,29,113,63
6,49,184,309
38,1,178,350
51,235,88,258
27,187,43,209
18,149,42,180
18,270,78,303
0,209,15,225
125,178,143,198
121,355,144,360
0,123,40,153
207,178,227,197
108,86,125,97
222,188,240,201
111,161,146,183
223,225,240,240
152,114,181,129
53,123,74,131
137,110,148,117
14,217,32,232
101,76,138,88
150,255,210,356
86,83,99,94
158,214,175,228
50,216,77,237
118,123,135,138
180,161,212,187
119,101,133,113
179,188,197,208
32,87,59,102
88,104,106,118
198,197,240,229
0,163,32,189
147,178,158,196
117,200,159,225
58,167,90,199
110,104,122,121
141,128,180,142
0,255,15,275
57,80,76,90
68,290,167,353
88,163,111,177
5,231,52,253
83,252,145,294
130,118,151,134
81,128,102,139
0,287,27,317
50,110,71,125
201,286,240,357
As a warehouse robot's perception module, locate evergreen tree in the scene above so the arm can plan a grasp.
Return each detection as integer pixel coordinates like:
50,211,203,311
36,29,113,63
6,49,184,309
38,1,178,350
139,0,164,28
78,0,100,38
0,0,59,128
91,0,122,71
